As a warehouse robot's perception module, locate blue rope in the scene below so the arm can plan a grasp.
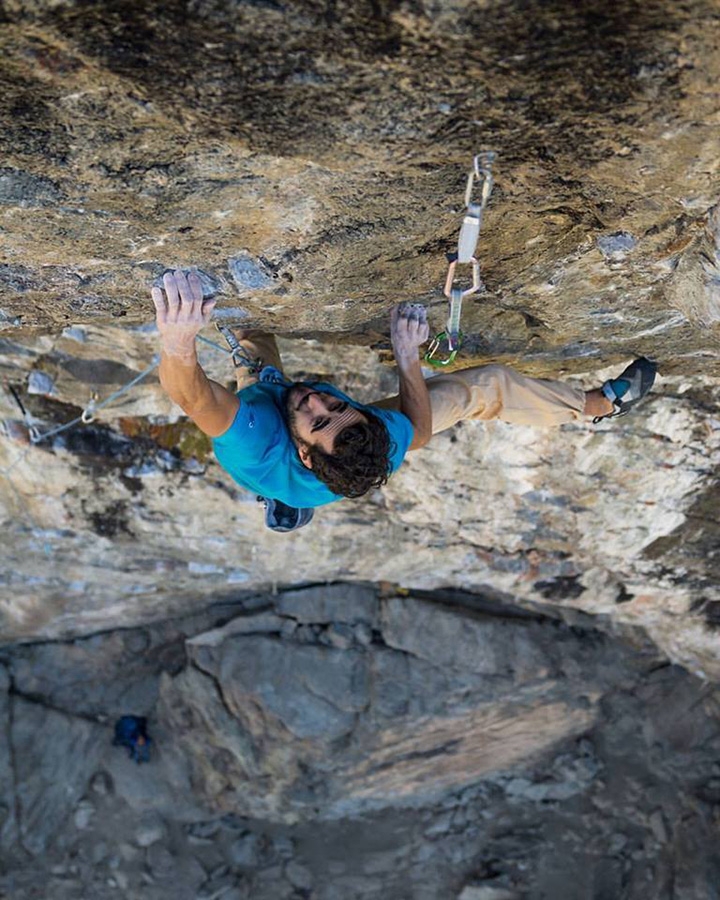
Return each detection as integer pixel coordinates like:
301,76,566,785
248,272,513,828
197,334,231,354
30,356,161,444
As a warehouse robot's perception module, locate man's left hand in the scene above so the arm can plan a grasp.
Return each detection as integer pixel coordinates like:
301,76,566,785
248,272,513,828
391,303,430,366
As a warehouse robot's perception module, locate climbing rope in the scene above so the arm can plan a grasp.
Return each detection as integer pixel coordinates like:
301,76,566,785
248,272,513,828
0,355,162,552
0,334,236,551
197,333,231,355
0,329,236,473
0,329,236,477
425,151,496,368
26,357,161,444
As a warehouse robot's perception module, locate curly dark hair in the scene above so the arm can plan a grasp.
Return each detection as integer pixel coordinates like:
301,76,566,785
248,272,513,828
306,409,394,498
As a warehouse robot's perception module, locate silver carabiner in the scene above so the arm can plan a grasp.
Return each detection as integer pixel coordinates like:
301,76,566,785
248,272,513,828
443,256,482,301
465,151,496,210
458,151,496,263
81,397,97,424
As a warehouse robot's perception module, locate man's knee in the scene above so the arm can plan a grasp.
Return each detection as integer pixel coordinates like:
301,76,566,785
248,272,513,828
425,375,475,433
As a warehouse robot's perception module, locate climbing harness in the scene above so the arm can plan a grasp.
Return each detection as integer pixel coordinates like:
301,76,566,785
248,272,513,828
425,151,496,368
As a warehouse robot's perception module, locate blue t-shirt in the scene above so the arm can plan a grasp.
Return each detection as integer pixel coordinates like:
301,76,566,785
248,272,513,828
212,374,413,508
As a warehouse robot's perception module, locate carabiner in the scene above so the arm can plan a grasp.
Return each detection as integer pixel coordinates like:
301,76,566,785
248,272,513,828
443,256,482,301
81,396,97,424
465,151,496,212
424,331,460,368
216,324,261,372
458,151,496,263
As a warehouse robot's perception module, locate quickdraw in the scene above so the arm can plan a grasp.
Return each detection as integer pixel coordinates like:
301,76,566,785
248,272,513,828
6,382,41,442
216,323,261,372
425,151,496,368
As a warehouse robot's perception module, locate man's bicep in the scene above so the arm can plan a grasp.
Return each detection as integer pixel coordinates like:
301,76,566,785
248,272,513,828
188,379,240,437
374,408,417,469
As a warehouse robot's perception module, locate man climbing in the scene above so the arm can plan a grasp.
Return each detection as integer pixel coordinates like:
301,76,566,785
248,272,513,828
152,269,656,528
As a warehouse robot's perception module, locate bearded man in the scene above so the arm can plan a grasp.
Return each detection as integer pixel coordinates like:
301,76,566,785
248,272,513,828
152,269,656,529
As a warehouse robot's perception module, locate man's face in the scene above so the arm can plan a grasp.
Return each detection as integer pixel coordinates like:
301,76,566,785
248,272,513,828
286,384,367,469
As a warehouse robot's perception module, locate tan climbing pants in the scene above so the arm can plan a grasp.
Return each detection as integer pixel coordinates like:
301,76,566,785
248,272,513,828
374,365,586,432
230,334,586,430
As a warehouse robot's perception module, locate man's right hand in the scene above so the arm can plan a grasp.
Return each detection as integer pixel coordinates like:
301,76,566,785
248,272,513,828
151,269,216,361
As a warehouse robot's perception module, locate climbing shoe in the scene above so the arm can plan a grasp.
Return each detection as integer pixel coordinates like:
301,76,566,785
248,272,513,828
259,497,314,533
594,357,657,423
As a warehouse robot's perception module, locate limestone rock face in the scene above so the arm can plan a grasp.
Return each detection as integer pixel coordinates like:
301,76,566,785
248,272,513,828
0,0,718,360
1,328,719,682
1,0,720,671
3,2,720,897
11,698,106,855
0,1,719,676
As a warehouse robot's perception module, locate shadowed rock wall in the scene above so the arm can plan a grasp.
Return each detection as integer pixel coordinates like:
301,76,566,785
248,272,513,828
2,586,720,899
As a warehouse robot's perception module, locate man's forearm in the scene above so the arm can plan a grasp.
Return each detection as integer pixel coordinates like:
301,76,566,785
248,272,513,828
159,347,237,429
397,357,432,450
152,270,239,437
160,348,212,413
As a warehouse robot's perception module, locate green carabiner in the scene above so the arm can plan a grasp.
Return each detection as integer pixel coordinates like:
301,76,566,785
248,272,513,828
424,331,462,368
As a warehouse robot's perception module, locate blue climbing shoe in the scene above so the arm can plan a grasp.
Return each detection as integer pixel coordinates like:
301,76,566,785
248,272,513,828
595,357,657,422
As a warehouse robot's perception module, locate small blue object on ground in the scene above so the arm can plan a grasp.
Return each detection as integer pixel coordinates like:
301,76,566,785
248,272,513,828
112,715,152,764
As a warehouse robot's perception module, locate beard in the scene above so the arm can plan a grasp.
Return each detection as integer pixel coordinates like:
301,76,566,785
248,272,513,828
283,382,312,448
